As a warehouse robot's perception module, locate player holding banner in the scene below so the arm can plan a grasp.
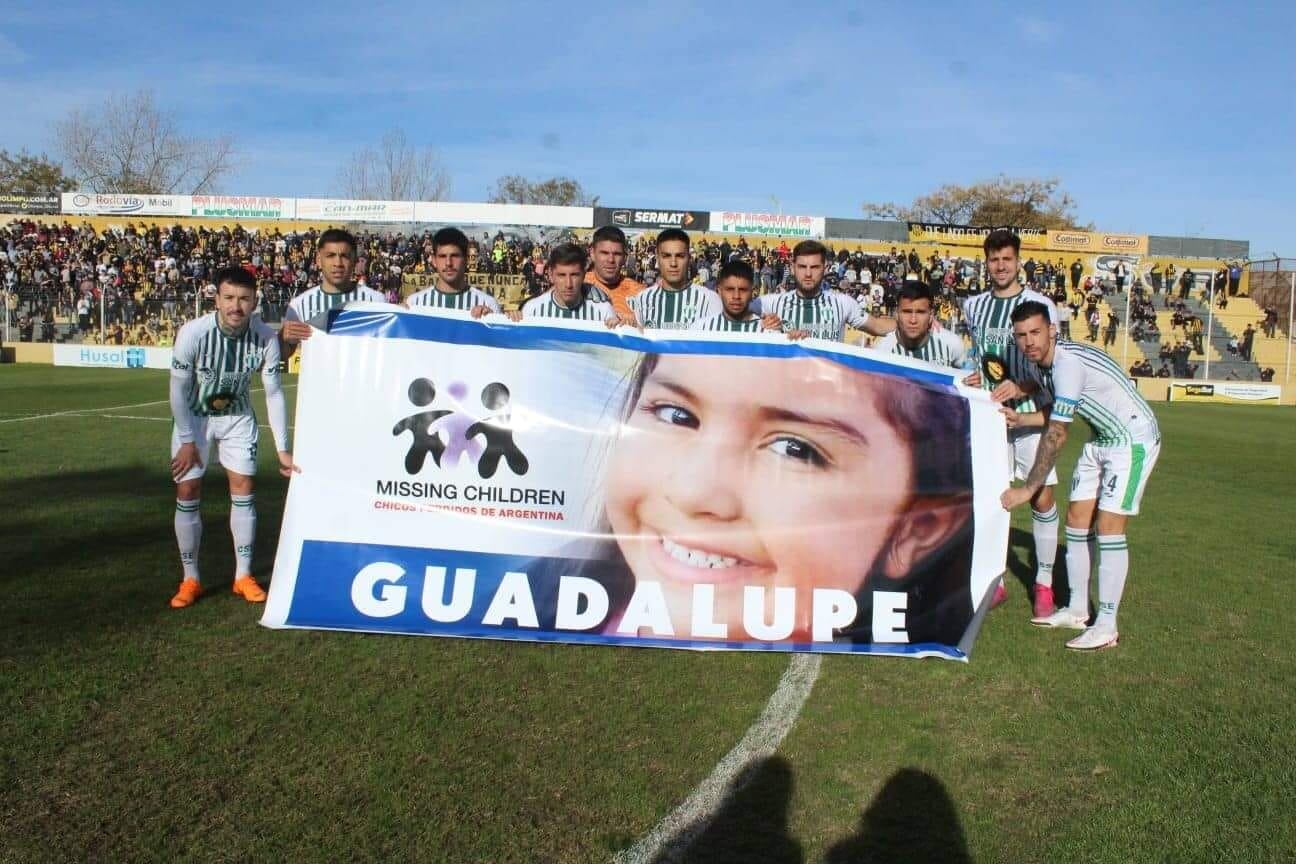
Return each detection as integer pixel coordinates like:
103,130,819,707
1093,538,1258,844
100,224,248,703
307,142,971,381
406,227,502,316
875,281,969,368
513,244,617,324
754,240,895,342
168,267,297,609
624,228,721,329
690,260,786,333
280,228,385,356
999,301,1160,650
961,229,1060,615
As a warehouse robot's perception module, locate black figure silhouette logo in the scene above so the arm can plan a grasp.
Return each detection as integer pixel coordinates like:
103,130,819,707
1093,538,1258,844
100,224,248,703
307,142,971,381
465,383,529,479
392,378,452,473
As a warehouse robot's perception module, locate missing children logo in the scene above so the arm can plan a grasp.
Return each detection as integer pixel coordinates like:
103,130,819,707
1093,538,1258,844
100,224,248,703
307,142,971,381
392,378,529,479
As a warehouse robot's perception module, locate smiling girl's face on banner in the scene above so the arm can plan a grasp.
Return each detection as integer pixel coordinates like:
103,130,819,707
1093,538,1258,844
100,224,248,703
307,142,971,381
605,354,921,638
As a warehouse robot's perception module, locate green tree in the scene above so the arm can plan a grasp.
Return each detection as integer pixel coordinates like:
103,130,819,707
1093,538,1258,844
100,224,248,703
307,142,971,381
863,176,1088,230
488,175,596,207
0,150,73,196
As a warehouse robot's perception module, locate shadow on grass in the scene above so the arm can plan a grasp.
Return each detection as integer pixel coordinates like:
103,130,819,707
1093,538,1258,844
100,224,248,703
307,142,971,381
824,767,971,864
1009,525,1081,609
1006,526,1037,593
661,756,802,864
1,465,288,658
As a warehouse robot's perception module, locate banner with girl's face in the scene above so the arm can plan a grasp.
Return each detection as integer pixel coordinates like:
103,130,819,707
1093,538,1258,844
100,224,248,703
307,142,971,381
262,306,1010,660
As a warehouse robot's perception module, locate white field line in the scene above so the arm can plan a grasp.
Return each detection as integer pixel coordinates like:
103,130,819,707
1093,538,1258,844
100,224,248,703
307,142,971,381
71,413,291,434
613,653,822,864
0,384,295,424
0,397,173,424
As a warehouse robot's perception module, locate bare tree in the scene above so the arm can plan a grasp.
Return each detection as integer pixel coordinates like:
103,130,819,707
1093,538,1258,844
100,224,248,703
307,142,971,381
864,175,1086,230
336,129,451,201
53,91,236,194
488,175,595,207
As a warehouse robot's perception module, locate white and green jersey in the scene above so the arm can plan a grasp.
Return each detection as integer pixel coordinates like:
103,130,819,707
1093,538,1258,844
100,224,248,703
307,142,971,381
521,290,614,322
171,313,281,418
285,284,386,328
407,284,502,313
581,282,612,304
961,287,1057,412
627,283,721,330
690,311,763,332
875,329,968,368
1036,340,1160,446
755,287,869,342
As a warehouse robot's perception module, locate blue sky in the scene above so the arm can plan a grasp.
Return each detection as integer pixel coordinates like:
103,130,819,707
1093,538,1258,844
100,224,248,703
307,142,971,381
1,1,1292,254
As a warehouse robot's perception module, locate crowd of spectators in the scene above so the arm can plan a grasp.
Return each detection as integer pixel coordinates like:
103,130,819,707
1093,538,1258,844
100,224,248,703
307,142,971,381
0,219,1281,382
1,220,989,343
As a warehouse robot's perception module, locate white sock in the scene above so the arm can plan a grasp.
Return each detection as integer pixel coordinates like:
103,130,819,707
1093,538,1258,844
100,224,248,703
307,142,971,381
230,494,256,576
175,499,202,582
1095,534,1129,630
1064,527,1092,617
1032,504,1059,587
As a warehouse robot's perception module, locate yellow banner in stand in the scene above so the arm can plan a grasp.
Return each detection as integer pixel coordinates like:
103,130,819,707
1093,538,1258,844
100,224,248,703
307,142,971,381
401,271,530,307
905,225,1147,256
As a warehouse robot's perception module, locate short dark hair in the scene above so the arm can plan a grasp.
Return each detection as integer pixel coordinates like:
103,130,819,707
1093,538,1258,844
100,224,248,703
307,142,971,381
716,260,755,285
791,239,828,263
432,227,470,257
1011,300,1051,325
897,281,935,304
983,229,1020,257
590,225,629,250
656,228,690,250
317,228,357,252
547,242,588,270
214,266,256,294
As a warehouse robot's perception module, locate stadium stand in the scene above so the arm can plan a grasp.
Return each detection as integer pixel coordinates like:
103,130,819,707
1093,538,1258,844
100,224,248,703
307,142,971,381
1,216,1282,384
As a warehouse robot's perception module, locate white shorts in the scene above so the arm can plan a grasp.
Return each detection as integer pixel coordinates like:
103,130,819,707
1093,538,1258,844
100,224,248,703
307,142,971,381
1070,439,1160,516
171,413,259,482
1011,429,1058,486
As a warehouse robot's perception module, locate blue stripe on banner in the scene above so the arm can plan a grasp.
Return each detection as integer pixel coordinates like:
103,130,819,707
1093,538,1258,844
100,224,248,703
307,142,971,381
282,540,967,660
325,307,956,388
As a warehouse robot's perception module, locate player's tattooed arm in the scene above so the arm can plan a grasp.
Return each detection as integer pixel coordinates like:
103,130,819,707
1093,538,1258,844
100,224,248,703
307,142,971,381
1001,419,1068,510
1023,420,1068,491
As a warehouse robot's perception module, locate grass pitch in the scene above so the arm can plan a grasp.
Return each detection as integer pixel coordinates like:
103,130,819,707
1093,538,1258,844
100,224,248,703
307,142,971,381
2,364,1293,863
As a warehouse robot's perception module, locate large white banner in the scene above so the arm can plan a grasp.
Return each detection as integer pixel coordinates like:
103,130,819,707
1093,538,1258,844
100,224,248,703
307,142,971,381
295,198,416,222
53,344,172,369
710,211,827,238
61,192,191,217
263,306,1010,660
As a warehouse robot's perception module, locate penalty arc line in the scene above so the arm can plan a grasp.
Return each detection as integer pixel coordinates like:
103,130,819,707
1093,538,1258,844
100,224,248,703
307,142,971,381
613,653,822,864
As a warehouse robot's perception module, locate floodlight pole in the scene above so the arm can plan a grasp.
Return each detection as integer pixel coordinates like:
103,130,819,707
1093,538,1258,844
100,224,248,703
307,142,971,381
1204,270,1216,380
